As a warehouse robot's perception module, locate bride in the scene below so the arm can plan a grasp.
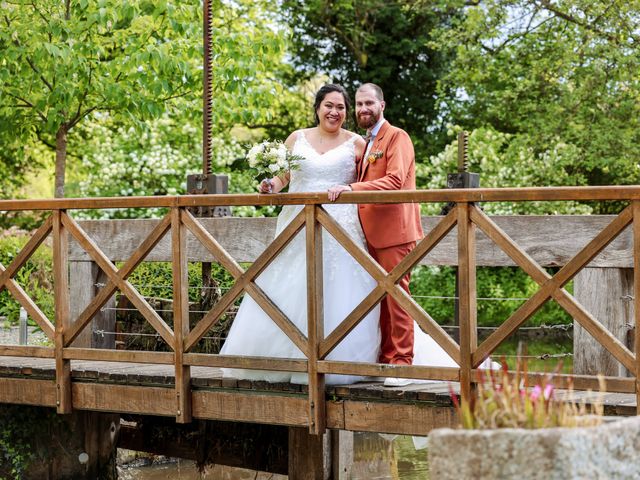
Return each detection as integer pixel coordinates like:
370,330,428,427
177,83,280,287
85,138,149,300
220,84,459,385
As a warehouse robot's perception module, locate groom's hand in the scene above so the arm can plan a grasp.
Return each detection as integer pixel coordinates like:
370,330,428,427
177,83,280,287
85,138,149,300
328,184,352,202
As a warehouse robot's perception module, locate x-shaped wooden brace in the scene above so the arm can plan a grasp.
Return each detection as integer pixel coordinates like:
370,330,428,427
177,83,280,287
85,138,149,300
471,205,635,373
62,212,175,348
316,206,462,365
0,215,55,340
182,208,308,355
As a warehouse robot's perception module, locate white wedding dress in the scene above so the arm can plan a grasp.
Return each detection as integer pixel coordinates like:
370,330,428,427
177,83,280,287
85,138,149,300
220,131,461,385
220,132,381,384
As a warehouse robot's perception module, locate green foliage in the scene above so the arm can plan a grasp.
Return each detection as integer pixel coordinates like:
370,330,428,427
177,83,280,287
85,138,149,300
420,125,595,214
115,261,238,353
281,0,460,156
0,0,304,196
0,405,66,479
0,233,53,326
434,0,640,211
124,261,235,304
0,0,202,196
0,0,201,134
69,112,277,219
410,266,571,327
71,113,245,218
493,338,573,374
207,0,309,134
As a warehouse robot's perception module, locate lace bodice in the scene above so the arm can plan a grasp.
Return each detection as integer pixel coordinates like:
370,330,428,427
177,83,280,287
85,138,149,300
273,130,367,273
288,131,358,192
276,130,364,240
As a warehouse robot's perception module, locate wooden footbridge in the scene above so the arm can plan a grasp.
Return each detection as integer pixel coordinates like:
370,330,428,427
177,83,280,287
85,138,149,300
1,187,640,478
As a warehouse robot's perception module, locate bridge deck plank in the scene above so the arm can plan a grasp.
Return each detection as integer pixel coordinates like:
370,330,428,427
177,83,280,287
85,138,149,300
0,356,634,412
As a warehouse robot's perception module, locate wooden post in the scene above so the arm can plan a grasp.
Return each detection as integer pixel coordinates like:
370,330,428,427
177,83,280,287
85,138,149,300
633,201,640,413
69,262,116,349
173,208,192,423
288,426,330,480
53,210,72,414
305,205,325,435
458,203,477,401
82,411,120,479
573,267,633,377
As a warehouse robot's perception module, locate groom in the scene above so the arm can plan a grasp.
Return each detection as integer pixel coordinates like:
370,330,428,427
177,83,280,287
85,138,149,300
328,83,424,387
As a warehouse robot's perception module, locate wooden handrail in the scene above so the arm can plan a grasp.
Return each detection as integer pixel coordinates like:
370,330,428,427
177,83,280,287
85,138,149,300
2,186,640,426
2,185,640,211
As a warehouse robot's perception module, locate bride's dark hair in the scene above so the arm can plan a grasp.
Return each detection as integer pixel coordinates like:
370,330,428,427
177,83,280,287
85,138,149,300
313,84,351,125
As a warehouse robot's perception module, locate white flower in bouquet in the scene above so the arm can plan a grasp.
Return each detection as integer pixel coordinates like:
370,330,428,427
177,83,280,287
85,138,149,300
245,140,303,179
247,143,264,168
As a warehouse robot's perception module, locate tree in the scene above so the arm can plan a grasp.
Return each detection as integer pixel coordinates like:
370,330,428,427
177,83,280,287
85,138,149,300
0,0,202,197
280,0,462,157
204,0,309,134
0,0,301,197
434,0,640,205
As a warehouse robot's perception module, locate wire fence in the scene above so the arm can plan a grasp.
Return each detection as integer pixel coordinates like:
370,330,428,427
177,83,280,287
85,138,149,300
5,281,632,361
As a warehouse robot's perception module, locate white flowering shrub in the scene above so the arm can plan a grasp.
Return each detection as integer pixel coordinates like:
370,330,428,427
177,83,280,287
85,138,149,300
419,125,593,215
74,113,248,218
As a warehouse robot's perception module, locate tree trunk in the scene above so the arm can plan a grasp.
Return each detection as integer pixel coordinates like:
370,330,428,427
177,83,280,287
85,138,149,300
55,124,68,198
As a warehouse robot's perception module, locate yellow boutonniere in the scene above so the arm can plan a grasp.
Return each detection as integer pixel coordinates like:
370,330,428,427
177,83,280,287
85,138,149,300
367,150,383,164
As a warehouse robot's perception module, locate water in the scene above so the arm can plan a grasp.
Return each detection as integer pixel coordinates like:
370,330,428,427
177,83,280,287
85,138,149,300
118,433,429,479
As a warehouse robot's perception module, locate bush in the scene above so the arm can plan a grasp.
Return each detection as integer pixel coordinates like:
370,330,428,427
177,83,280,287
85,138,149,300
0,232,53,326
410,265,572,327
111,261,238,353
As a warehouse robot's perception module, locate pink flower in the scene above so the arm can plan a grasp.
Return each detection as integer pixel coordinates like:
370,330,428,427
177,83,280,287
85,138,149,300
449,384,460,408
530,385,542,402
543,383,554,400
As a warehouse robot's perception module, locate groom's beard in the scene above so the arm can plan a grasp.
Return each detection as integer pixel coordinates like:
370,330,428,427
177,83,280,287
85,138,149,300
357,111,380,130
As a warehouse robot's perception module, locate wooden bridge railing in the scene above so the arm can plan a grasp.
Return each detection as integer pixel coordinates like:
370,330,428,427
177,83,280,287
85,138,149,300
1,186,640,434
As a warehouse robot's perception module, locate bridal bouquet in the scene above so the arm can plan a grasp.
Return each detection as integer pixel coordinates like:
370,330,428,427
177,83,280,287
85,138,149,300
246,140,303,179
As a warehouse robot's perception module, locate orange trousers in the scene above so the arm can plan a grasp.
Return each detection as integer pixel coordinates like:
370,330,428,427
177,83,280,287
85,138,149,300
367,240,416,365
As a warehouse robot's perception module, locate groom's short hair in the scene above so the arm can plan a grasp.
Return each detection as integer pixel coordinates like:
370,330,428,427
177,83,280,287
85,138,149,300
357,83,384,101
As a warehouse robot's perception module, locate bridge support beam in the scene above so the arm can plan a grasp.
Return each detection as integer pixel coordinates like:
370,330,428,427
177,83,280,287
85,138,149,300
288,426,332,480
574,267,634,377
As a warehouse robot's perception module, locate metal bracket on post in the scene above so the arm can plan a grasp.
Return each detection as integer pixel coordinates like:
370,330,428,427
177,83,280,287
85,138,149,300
186,174,232,218
440,132,479,342
440,131,479,215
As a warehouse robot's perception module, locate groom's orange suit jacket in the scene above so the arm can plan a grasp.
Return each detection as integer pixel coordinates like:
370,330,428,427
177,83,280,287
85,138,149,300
350,121,424,248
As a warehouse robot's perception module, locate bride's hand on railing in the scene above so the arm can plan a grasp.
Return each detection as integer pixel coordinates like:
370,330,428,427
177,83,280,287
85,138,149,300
259,178,274,194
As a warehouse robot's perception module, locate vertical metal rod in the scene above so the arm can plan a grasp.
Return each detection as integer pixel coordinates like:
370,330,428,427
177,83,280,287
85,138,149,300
203,0,213,175
201,0,215,326
457,131,469,173
19,307,28,345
